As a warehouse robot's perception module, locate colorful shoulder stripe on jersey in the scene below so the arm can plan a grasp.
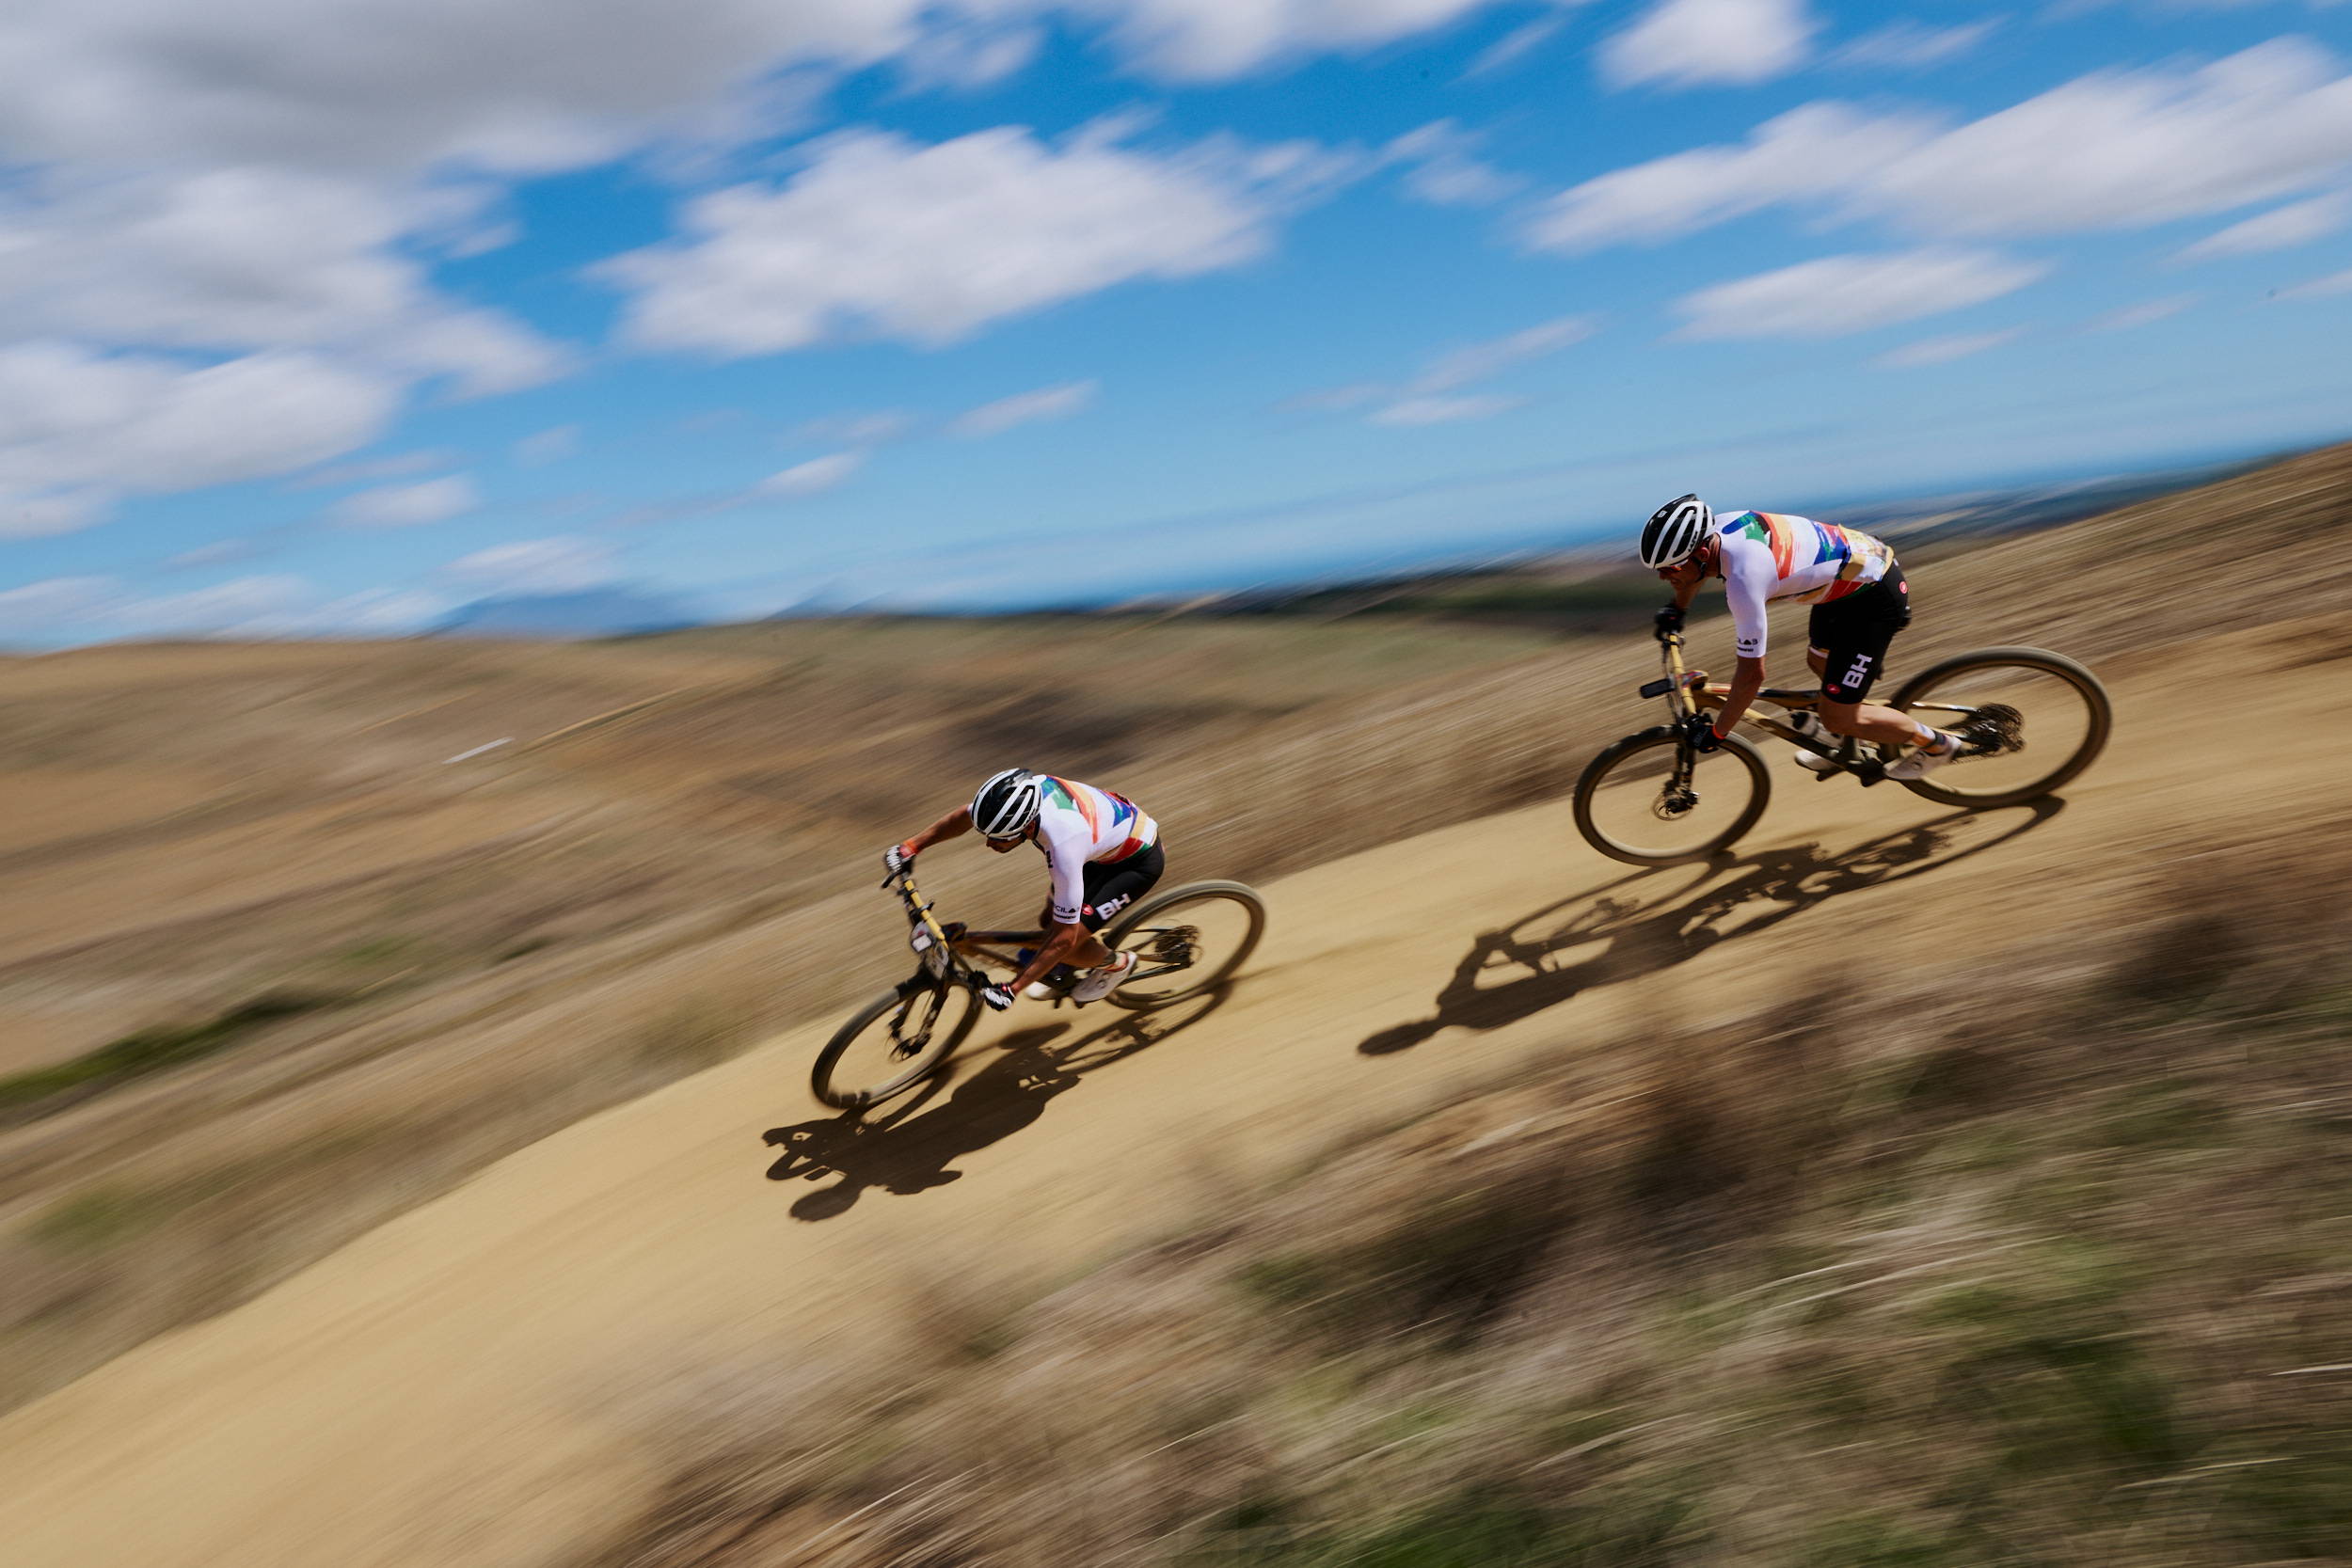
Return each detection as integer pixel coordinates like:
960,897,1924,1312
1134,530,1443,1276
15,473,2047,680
1731,511,1797,577
1042,775,1096,836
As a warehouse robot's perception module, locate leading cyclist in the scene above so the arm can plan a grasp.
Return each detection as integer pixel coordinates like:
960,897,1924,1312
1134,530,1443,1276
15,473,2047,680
882,768,1163,1012
1642,494,1960,780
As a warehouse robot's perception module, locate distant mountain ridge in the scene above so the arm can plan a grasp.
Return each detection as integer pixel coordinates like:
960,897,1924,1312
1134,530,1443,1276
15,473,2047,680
433,587,707,639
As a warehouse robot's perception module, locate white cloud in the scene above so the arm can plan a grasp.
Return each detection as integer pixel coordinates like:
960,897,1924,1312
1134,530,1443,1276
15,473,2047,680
1088,0,1506,81
0,490,108,539
0,0,1550,523
2051,1,2348,15
1414,316,1595,390
897,21,1045,90
0,2,923,176
440,536,619,594
2087,294,2198,331
2280,263,2352,297
1873,327,2024,369
0,343,402,533
230,585,454,637
1672,249,2048,340
0,168,572,398
0,575,119,630
0,570,427,641
0,166,563,521
1532,41,2352,253
165,538,262,569
1829,19,1999,71
1523,103,1936,252
1598,0,1820,90
794,410,917,446
118,575,312,635
599,123,1340,355
326,473,481,528
288,450,456,490
514,425,583,466
755,451,866,497
1293,313,1592,425
2176,193,2349,260
1459,16,1567,80
1862,40,2352,237
0,3,1559,185
949,380,1101,436
1386,121,1524,208
1369,393,1524,424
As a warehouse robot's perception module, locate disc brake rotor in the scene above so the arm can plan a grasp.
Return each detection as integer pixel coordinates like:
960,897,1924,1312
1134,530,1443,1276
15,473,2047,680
1653,785,1698,820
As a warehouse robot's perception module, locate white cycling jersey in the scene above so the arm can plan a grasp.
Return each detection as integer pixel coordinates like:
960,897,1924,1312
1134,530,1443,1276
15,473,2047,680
1715,510,1897,659
1033,775,1158,926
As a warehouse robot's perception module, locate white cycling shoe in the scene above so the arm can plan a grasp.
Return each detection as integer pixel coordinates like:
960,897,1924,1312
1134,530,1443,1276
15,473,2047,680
1885,732,1961,781
1069,949,1137,1004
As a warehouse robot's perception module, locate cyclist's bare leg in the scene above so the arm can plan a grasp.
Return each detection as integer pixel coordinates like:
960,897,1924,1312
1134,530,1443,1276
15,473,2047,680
948,920,1111,990
1808,648,1937,748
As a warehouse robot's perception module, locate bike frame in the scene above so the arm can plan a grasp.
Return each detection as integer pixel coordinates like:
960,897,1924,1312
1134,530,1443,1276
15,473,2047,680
1641,629,1995,786
879,866,1191,1005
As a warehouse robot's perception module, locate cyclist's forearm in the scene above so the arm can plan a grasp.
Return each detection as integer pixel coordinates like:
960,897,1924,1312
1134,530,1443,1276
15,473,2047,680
903,806,973,854
1012,921,1088,990
1715,659,1766,733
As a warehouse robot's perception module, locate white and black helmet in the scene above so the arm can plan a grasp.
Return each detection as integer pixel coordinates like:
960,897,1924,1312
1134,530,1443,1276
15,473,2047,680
970,768,1043,840
1639,494,1715,570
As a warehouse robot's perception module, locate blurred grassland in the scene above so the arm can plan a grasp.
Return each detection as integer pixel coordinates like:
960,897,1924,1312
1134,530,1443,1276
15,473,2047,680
1,440,2348,1418
597,857,2352,1568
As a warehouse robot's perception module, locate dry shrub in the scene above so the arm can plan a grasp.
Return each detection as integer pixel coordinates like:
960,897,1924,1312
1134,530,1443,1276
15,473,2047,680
592,854,2352,1568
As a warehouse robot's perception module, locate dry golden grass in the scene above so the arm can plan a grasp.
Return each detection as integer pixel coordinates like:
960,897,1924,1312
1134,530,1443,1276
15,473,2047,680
0,613,1562,1410
3,439,2348,1424
596,851,2352,1568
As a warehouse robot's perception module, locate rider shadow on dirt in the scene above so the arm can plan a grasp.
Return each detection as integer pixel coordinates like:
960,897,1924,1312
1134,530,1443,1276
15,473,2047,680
763,987,1232,1222
1360,798,2065,1056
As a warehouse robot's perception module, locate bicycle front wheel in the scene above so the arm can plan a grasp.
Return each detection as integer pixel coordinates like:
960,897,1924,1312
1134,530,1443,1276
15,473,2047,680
1883,647,2111,808
809,978,979,1110
1100,880,1266,1009
1573,727,1772,866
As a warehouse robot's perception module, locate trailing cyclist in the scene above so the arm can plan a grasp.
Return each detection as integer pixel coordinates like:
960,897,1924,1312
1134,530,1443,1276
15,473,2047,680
883,768,1163,1012
1641,494,1960,781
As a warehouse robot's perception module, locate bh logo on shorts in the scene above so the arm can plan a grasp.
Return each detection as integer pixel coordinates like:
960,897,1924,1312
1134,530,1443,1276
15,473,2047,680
1087,893,1134,924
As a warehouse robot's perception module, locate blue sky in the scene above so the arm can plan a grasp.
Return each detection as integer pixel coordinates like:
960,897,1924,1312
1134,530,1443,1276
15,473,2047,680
4,0,2352,644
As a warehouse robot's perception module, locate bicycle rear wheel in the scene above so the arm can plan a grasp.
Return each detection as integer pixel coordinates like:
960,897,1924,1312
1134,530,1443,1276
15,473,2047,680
1573,727,1772,866
1882,647,2111,808
809,978,979,1110
1100,880,1266,1009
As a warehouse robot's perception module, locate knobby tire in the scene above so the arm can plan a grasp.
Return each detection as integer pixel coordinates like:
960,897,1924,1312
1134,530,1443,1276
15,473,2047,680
808,979,980,1111
1882,646,2112,809
1572,727,1772,866
1100,879,1266,1009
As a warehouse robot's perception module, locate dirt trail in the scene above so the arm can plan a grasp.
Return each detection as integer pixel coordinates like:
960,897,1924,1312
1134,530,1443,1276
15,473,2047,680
0,625,2328,1568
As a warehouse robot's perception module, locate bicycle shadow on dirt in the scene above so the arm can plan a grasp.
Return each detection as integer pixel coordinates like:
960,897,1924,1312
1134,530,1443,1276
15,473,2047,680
763,987,1233,1222
1360,797,2065,1055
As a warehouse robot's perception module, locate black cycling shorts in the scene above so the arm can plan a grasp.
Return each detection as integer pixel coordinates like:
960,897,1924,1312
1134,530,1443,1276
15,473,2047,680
1808,567,1910,705
1039,842,1166,932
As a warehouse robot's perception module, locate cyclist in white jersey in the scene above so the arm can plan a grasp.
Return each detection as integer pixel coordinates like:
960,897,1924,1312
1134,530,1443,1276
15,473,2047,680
1640,494,1960,778
883,768,1164,1010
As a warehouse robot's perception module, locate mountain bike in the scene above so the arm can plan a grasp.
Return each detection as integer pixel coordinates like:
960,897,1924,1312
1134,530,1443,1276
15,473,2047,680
809,864,1267,1110
1572,627,2111,866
